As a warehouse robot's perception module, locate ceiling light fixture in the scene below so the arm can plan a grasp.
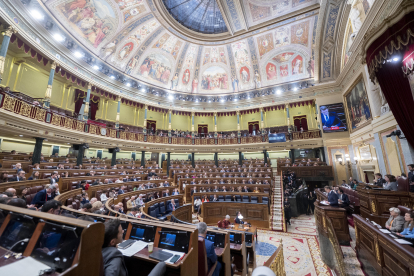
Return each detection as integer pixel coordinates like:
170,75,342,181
74,51,83,58
53,33,64,42
126,83,131,87
31,10,44,20
19,135,23,137
293,87,298,91
168,94,174,100
110,75,115,79
93,65,99,70
276,89,282,95
393,56,400,62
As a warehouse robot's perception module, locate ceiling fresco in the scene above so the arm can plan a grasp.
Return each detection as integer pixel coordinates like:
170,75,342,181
37,0,317,95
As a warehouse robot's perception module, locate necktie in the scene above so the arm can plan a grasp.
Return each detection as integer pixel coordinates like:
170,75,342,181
325,115,328,121
173,204,175,211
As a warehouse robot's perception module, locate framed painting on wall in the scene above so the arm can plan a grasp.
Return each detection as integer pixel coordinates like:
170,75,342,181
343,76,372,133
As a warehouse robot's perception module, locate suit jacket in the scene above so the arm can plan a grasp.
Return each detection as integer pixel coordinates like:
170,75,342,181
384,182,398,191
243,188,251,192
10,176,24,182
167,202,176,212
118,189,125,195
386,215,405,232
374,178,386,187
31,189,48,206
338,194,350,207
49,178,57,184
202,237,217,272
127,199,136,209
327,191,339,207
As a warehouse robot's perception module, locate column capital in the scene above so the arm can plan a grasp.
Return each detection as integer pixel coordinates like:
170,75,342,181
285,103,289,109
214,112,217,116
191,111,195,116
236,110,240,115
144,104,148,109
169,109,172,114
259,107,264,112
50,61,59,70
88,83,92,90
117,96,122,102
4,26,17,37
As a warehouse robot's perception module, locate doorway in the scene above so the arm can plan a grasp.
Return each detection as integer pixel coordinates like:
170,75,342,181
248,121,260,134
151,153,159,162
147,120,157,133
52,146,60,156
293,115,308,131
97,150,103,159
198,124,208,137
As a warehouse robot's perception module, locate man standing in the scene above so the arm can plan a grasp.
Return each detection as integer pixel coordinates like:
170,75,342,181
324,186,339,207
197,222,221,276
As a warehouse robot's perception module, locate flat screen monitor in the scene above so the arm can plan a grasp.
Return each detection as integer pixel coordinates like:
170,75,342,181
130,223,156,242
320,103,348,133
268,133,286,143
31,222,81,272
245,233,253,244
229,233,242,244
207,232,225,248
0,213,37,253
230,234,234,243
158,228,189,253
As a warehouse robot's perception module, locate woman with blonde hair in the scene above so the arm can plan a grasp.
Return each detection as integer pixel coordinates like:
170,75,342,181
91,201,103,213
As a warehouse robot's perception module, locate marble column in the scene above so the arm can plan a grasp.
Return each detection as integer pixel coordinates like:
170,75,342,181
260,107,264,130
0,26,16,83
110,148,117,167
167,152,171,177
143,105,148,141
239,152,243,166
76,145,85,166
214,112,218,139
43,61,58,108
214,152,218,167
315,103,321,130
237,110,241,138
263,150,268,164
286,104,291,132
141,151,145,167
115,96,121,129
32,137,45,165
168,109,172,137
192,152,195,168
82,83,92,120
191,111,195,138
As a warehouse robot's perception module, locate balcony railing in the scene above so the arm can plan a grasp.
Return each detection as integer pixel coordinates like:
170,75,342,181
0,91,321,145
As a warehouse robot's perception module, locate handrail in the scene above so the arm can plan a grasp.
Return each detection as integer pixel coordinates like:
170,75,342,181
264,239,286,276
0,91,321,145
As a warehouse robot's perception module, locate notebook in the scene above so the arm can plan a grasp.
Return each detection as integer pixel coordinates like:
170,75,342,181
149,250,174,261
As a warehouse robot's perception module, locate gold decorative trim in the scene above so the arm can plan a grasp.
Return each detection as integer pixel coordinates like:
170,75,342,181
371,200,377,214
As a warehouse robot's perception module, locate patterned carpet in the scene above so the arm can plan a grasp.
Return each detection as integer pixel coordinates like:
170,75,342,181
256,229,332,276
256,214,369,276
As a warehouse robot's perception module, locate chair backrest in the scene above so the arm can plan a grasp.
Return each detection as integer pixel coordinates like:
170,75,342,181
198,237,208,276
209,195,214,201
159,202,166,213
235,195,241,201
149,206,157,217
242,196,249,202
218,195,224,201
175,199,179,207
153,203,159,216
251,196,258,203
262,196,269,204
225,195,232,201
166,200,171,208
398,205,412,216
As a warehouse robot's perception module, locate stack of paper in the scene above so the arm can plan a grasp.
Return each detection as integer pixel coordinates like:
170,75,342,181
118,240,148,257
0,257,51,276
395,239,413,245
379,229,391,234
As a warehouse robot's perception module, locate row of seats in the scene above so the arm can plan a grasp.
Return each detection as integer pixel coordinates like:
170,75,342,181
23,185,45,205
341,187,360,213
148,199,180,221
194,195,268,204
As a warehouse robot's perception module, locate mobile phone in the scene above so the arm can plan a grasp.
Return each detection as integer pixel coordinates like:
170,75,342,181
170,254,181,263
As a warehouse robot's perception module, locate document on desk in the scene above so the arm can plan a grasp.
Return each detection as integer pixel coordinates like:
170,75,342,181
395,239,413,245
0,257,51,276
119,240,148,257
379,229,391,233
161,249,185,264
320,201,329,206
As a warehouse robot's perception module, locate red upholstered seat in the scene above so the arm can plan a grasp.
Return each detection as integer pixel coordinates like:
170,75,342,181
198,237,217,276
398,205,412,216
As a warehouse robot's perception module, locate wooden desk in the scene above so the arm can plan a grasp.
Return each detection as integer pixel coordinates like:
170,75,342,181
201,202,269,228
172,204,193,223
314,201,350,245
353,214,414,276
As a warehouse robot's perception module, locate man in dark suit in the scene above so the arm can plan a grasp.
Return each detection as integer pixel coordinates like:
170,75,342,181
31,185,56,207
49,171,59,184
243,186,251,193
10,170,26,182
374,173,386,187
324,186,339,207
320,105,345,130
197,222,221,276
167,200,176,213
118,186,126,195
337,188,350,207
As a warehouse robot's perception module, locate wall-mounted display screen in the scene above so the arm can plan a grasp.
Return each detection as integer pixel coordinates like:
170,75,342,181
268,133,287,143
319,103,348,133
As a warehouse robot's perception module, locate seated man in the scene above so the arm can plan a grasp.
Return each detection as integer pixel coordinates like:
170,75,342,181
167,200,177,213
102,219,167,276
324,186,339,207
385,207,404,232
337,188,350,207
198,222,221,276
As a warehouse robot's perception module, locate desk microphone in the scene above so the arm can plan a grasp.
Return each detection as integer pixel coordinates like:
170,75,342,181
1,238,30,259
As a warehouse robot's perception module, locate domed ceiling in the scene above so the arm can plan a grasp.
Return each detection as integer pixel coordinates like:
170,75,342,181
27,0,320,96
162,0,228,34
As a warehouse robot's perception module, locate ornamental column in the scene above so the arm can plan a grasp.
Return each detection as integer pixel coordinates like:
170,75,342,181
260,107,264,130
286,104,291,133
314,103,321,130
239,152,243,166
32,137,45,165
0,26,16,83
43,61,58,108
168,109,172,137
167,152,171,177
82,83,92,120
141,151,145,167
191,111,195,138
115,96,121,129
143,105,148,141
237,111,241,137
214,112,218,138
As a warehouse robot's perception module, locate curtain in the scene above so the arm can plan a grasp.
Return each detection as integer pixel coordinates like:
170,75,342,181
301,118,308,131
74,89,85,115
375,62,414,148
293,118,301,131
74,89,100,120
